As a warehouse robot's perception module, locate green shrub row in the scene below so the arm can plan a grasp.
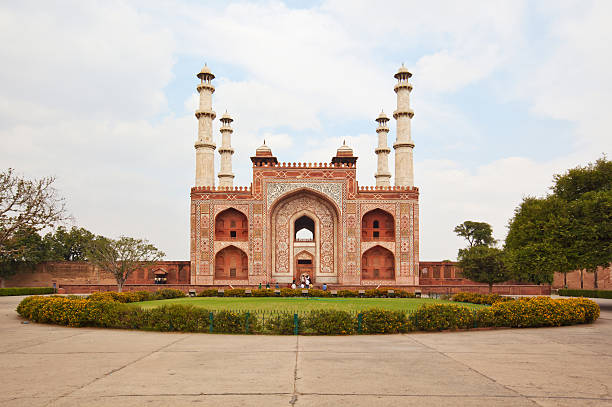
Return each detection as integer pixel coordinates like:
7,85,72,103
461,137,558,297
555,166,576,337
0,287,55,296
87,289,185,303
198,287,416,298
17,295,600,334
558,289,612,299
452,292,514,305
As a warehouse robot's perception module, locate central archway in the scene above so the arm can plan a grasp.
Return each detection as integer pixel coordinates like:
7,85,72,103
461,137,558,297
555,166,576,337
270,190,339,284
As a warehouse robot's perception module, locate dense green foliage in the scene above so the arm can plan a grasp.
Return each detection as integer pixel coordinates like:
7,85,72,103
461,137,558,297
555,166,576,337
558,289,612,299
0,227,49,277
43,226,97,261
454,221,496,247
17,295,599,334
458,246,513,291
0,226,99,278
0,287,55,296
506,157,612,286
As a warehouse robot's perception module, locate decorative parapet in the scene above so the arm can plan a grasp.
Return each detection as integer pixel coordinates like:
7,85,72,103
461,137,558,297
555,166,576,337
191,185,252,193
252,161,357,168
358,185,418,192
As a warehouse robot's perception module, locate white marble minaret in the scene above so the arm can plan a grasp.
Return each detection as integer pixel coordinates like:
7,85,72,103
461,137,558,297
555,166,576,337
374,110,392,187
393,64,415,187
194,65,216,187
217,112,235,188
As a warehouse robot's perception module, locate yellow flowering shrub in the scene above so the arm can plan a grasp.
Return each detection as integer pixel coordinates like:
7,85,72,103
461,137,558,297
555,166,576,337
490,296,599,327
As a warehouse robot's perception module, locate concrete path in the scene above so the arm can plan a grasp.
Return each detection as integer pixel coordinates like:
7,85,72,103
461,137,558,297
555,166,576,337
1,296,611,407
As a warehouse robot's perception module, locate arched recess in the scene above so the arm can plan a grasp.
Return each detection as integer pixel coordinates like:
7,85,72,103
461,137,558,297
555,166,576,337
215,245,248,280
361,245,395,280
215,208,248,241
269,189,340,281
361,209,395,242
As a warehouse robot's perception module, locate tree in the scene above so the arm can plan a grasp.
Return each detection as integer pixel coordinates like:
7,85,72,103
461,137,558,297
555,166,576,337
1,169,69,258
453,221,496,248
0,227,49,282
44,226,97,261
505,157,612,288
87,236,165,292
458,246,512,293
505,196,573,286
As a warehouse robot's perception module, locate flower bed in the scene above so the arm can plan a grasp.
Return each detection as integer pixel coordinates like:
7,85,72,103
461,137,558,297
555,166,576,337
16,295,599,335
452,292,514,305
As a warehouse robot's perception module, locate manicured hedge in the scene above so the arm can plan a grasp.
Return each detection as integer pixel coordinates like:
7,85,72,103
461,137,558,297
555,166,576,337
87,289,185,303
197,287,415,298
452,292,514,305
16,295,600,335
558,289,612,299
0,287,55,296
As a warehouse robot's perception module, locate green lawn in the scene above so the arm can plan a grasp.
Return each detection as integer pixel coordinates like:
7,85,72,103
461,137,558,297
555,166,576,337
131,297,486,313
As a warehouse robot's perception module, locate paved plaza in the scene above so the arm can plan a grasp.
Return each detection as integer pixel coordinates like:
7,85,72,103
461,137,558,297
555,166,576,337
1,296,611,406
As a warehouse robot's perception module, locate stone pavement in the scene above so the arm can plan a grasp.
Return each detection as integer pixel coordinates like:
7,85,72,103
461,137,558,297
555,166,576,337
1,295,611,407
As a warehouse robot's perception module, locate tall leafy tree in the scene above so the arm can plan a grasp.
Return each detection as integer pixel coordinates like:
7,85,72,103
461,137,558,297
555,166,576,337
506,157,612,287
87,236,164,292
44,226,96,261
453,221,496,248
458,246,512,293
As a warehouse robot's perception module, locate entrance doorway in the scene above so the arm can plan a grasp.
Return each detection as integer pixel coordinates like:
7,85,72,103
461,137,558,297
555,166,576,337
295,251,314,284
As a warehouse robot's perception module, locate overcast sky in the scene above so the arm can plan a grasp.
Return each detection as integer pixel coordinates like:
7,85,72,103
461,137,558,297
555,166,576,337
1,1,610,261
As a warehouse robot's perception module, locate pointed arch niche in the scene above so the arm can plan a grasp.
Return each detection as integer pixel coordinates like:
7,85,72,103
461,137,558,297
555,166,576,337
361,245,395,280
215,246,248,279
215,208,248,241
361,209,395,241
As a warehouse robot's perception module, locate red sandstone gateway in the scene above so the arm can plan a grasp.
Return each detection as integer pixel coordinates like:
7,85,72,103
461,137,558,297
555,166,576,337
190,65,419,287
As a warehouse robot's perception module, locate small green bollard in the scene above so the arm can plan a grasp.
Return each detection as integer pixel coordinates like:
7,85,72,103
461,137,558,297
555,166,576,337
246,312,250,334
209,312,214,333
293,313,299,335
472,310,477,329
358,313,363,334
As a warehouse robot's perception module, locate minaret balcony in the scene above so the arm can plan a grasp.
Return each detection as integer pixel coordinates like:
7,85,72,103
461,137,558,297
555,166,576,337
195,109,216,119
375,147,391,154
394,82,413,92
393,141,415,149
195,140,216,149
393,109,414,119
196,83,215,93
218,147,234,154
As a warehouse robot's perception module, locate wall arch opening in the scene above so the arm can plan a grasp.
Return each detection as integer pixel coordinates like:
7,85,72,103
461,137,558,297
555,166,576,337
362,209,394,241
295,215,315,241
215,245,248,280
361,245,394,280
215,208,248,241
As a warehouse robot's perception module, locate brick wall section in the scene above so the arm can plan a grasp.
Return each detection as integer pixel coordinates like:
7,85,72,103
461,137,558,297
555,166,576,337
2,261,190,288
552,265,612,290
